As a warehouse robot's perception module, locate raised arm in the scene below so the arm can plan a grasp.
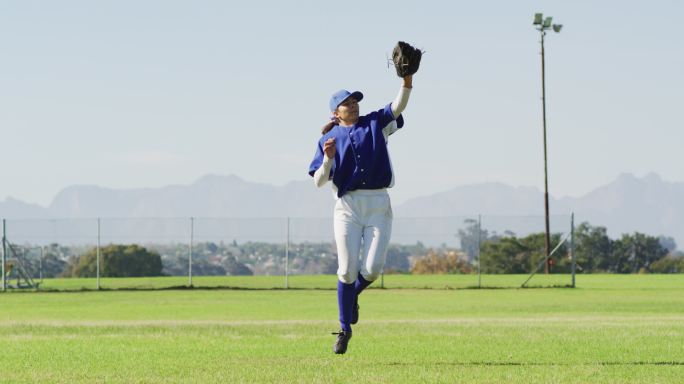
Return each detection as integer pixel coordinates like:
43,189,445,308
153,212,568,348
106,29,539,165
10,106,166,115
391,75,413,118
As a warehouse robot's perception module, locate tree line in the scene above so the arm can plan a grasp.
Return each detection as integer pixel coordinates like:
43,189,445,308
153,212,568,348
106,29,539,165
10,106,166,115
7,221,682,279
438,220,682,274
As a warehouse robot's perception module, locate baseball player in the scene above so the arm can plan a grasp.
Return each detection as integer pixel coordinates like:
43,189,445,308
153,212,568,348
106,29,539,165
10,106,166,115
308,71,414,354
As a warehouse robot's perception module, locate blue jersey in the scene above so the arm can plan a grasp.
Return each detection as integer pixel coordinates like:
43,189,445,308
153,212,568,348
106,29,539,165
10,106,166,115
308,103,404,198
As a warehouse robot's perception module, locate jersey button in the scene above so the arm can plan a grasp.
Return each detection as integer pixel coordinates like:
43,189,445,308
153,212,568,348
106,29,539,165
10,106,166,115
361,169,365,172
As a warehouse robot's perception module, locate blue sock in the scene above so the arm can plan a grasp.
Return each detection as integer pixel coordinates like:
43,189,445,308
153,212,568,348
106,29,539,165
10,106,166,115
337,280,355,333
355,273,372,296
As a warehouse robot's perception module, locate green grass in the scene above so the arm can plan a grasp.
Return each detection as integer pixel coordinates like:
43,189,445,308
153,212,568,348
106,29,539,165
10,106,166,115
30,273,578,291
1,275,683,383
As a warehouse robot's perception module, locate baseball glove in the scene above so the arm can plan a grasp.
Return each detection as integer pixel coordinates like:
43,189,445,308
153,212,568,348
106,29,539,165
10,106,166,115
392,41,422,77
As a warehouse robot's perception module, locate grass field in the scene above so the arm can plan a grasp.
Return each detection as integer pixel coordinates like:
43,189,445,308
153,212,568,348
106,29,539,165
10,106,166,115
29,273,578,291
1,275,683,383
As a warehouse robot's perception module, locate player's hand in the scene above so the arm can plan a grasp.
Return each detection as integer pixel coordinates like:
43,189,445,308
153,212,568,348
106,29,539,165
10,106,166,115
323,138,336,159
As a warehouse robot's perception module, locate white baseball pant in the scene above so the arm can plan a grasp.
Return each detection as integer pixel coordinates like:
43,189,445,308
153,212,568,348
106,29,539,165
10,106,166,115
334,189,393,284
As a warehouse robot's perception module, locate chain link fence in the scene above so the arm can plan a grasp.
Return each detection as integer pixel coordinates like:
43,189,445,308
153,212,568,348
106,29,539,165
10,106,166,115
1,214,574,291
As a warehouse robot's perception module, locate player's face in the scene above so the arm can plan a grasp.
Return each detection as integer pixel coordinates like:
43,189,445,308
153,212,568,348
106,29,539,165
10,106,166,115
334,97,359,125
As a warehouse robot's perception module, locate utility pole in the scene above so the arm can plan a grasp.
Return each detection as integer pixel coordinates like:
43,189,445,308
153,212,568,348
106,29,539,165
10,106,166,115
533,13,563,273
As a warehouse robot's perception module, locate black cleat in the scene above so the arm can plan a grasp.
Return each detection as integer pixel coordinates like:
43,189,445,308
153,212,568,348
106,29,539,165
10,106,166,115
332,330,352,354
351,301,359,324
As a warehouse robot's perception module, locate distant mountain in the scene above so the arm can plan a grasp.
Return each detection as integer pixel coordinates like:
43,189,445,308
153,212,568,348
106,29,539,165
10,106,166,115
1,173,682,247
395,172,684,246
556,173,684,243
0,197,50,219
395,183,544,216
46,174,334,218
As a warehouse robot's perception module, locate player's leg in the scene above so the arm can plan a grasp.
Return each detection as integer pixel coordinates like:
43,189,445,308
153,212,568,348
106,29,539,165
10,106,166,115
355,192,393,323
333,196,363,354
359,215,392,287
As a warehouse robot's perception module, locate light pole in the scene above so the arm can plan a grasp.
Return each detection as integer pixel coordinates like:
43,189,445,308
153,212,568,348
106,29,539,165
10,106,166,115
533,13,562,274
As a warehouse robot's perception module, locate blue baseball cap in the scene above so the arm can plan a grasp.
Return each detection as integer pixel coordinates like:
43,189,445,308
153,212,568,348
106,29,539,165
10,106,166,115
329,89,363,112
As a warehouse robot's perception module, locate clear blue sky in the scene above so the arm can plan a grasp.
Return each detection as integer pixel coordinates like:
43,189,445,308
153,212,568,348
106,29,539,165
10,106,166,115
1,0,682,206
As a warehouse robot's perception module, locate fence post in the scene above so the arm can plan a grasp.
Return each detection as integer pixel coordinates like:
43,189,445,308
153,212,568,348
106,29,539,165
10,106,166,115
39,246,44,283
477,214,481,289
285,217,289,289
570,213,575,288
2,219,6,292
189,217,194,287
96,218,101,290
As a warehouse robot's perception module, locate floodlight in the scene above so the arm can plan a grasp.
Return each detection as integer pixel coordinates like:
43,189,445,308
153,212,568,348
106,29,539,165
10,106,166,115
553,24,563,33
543,17,553,28
534,13,543,25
